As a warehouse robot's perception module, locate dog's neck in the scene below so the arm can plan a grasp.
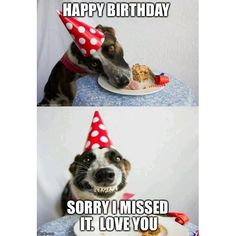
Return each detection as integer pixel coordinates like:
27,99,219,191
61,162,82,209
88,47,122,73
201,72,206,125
60,49,94,75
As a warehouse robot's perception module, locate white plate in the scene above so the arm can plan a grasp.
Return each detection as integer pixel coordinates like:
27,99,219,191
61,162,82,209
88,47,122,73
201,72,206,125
74,215,189,236
98,75,167,96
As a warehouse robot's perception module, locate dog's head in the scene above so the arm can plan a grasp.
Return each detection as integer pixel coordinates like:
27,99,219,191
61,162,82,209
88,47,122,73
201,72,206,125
69,147,131,199
71,25,131,88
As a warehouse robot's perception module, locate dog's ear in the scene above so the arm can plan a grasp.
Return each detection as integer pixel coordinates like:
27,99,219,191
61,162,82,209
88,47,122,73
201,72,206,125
96,25,116,36
69,154,81,175
122,158,131,176
95,24,103,31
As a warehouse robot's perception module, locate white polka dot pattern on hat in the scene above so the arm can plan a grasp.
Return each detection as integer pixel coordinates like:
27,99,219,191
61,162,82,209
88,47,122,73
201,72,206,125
91,130,99,137
100,136,108,143
79,37,86,45
90,38,97,45
83,111,113,152
66,23,73,30
90,49,96,55
90,28,96,34
58,12,105,57
81,48,87,55
99,124,106,130
78,26,85,33
93,117,99,123
92,143,100,149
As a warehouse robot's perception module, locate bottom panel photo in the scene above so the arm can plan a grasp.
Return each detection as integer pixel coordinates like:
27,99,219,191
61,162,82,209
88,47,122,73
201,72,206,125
37,107,198,236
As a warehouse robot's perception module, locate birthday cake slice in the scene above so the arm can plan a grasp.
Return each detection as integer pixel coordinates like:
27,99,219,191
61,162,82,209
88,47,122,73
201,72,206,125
126,64,156,90
132,64,154,82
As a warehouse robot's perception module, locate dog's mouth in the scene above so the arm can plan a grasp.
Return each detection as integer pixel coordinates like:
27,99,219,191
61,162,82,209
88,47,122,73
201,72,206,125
80,180,119,198
94,185,118,193
93,185,118,198
76,173,126,198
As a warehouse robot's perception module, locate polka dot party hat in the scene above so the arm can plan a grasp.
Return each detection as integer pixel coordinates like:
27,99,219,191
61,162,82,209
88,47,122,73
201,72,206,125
57,11,105,57
84,111,113,152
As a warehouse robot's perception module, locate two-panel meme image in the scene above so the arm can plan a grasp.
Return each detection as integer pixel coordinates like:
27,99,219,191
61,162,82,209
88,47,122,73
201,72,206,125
37,1,198,236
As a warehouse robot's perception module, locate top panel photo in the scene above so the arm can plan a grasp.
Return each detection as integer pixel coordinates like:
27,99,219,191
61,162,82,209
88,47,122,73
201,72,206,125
37,0,198,106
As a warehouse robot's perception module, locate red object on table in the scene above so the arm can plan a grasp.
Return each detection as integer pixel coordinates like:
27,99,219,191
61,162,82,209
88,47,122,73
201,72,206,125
154,75,170,85
167,212,190,225
122,193,135,200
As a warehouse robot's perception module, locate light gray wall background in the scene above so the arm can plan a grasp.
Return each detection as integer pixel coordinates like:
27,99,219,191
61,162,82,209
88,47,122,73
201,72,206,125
37,107,198,226
37,0,198,103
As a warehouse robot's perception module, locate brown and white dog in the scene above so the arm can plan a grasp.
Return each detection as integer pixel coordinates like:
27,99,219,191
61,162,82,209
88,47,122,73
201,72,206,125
38,25,131,106
61,147,131,215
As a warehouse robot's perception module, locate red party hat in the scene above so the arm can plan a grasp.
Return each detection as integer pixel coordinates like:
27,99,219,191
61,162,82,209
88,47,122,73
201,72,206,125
84,111,113,152
57,11,105,57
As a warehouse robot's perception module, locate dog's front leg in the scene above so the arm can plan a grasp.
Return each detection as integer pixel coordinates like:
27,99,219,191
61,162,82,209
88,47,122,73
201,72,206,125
38,61,78,106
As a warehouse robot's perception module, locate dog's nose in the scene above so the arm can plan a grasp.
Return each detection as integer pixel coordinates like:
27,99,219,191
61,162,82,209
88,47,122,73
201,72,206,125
95,168,115,184
117,76,130,88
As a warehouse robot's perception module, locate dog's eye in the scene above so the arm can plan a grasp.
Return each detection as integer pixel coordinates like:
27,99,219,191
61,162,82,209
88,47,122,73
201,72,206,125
83,158,91,163
115,156,121,162
81,153,96,165
108,45,115,54
91,61,98,67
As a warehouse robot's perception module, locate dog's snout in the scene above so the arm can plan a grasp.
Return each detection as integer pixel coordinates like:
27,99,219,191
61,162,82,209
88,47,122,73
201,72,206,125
116,76,130,88
95,168,115,184
121,76,130,86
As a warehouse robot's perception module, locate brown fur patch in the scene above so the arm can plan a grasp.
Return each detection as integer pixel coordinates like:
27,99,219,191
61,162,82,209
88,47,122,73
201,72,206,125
121,159,131,176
